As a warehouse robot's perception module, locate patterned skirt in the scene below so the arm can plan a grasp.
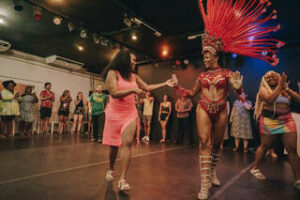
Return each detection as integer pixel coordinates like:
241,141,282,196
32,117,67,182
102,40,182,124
259,110,297,135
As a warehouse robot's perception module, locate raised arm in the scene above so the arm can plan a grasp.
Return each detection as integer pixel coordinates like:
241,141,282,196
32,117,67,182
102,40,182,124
244,101,252,110
282,72,300,103
259,84,281,104
174,79,201,98
135,75,171,92
74,98,79,106
106,70,143,98
40,92,48,101
229,71,243,94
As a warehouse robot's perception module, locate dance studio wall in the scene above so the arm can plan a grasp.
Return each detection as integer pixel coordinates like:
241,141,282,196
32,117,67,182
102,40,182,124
0,52,104,120
138,61,204,142
138,44,300,142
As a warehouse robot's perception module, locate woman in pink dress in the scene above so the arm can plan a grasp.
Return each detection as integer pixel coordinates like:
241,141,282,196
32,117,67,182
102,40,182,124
103,49,175,191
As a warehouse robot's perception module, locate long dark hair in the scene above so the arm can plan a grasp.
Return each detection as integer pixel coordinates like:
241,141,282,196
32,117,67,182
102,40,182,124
62,90,69,97
109,49,133,80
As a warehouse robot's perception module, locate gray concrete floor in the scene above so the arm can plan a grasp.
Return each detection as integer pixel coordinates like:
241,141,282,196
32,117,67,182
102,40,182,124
0,134,299,200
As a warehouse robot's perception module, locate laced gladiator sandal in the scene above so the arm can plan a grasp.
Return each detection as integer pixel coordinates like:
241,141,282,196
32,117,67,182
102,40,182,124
105,170,114,181
294,180,300,190
211,152,221,186
197,155,212,200
250,168,266,180
118,179,130,191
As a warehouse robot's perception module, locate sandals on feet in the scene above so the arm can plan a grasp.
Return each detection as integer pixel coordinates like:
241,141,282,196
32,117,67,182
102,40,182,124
250,168,266,180
118,179,130,191
159,139,165,143
105,170,114,181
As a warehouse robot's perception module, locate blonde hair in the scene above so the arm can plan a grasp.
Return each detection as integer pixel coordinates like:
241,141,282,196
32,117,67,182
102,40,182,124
254,71,280,120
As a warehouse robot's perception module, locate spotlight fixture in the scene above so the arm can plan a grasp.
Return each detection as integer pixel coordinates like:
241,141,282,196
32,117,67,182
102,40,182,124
34,6,43,20
261,51,268,56
248,36,255,41
131,17,142,26
100,37,109,46
93,33,100,44
68,22,75,32
123,16,132,27
80,28,87,38
77,45,84,51
161,46,169,58
131,30,137,41
0,15,5,24
154,31,162,37
12,0,23,11
53,16,62,25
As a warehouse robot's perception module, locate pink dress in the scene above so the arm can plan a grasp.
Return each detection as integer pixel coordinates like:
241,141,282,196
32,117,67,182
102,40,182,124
102,71,139,147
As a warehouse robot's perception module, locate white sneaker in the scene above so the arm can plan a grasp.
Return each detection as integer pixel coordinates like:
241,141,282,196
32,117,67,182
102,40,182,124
105,170,114,181
250,168,266,180
146,136,150,142
142,136,147,141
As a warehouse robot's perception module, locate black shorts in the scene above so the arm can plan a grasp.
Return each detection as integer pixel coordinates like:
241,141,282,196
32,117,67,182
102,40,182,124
160,113,168,121
74,107,84,115
58,109,69,117
1,115,15,121
40,107,52,119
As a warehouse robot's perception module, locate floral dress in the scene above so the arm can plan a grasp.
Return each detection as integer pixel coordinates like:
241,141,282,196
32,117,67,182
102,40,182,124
231,100,253,139
20,94,37,122
0,89,20,116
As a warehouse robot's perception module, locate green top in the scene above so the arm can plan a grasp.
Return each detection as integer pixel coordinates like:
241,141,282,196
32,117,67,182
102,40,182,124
89,93,108,115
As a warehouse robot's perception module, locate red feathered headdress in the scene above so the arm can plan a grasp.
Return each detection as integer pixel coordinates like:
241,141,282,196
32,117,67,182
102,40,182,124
198,0,285,66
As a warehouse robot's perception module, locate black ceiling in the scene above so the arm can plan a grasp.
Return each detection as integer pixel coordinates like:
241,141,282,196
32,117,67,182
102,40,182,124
0,0,299,73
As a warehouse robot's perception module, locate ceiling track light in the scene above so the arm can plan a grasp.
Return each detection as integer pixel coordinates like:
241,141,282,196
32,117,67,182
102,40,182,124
100,37,109,46
80,28,87,38
12,0,23,11
131,17,142,26
131,30,138,41
129,16,162,37
93,33,100,44
123,16,132,27
68,22,75,32
34,6,43,20
53,16,62,25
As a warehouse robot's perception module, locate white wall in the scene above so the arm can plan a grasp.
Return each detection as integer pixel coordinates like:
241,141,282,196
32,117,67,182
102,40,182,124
0,53,104,118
